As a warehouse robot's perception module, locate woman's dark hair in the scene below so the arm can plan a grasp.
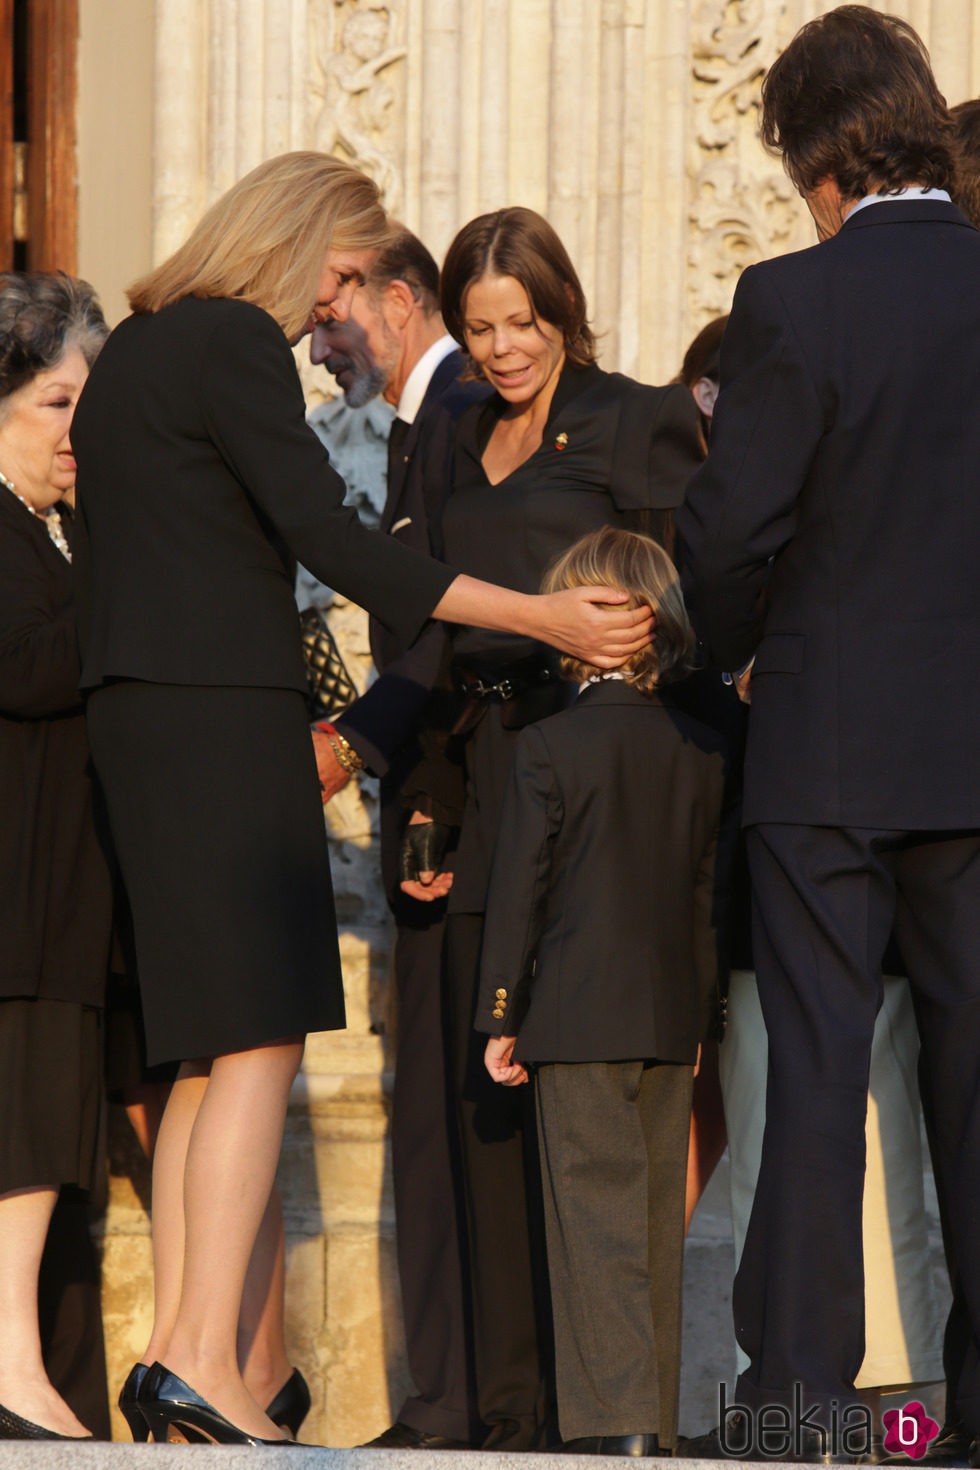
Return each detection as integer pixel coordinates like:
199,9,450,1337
0,272,108,409
951,99,980,228
441,207,596,367
761,6,956,199
678,315,728,392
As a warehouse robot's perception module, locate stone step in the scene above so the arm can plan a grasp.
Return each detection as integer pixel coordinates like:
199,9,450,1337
0,1449,807,1469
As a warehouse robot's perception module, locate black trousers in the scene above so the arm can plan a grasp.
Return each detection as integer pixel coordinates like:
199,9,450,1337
734,823,980,1433
388,900,477,1442
445,913,555,1450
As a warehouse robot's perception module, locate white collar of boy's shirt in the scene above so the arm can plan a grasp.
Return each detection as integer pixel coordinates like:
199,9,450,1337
396,334,458,425
847,186,951,220
579,673,626,694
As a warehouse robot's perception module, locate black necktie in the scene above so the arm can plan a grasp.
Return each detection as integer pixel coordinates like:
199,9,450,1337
387,416,411,483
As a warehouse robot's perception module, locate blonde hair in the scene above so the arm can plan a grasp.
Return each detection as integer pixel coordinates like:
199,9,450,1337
542,526,695,693
128,152,387,341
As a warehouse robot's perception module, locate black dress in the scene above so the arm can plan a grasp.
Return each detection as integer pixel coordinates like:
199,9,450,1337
0,484,112,1191
71,296,454,1066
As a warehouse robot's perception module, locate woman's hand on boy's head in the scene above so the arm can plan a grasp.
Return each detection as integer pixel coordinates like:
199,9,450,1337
539,586,653,669
484,1034,528,1087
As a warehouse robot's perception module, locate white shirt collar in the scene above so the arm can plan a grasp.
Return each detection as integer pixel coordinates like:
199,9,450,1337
396,334,458,425
847,186,951,219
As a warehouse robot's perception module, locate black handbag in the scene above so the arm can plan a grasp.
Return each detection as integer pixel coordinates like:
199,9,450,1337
298,606,358,722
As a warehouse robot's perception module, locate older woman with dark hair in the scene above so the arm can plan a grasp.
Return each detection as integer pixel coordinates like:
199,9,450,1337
404,207,702,1452
0,271,110,1442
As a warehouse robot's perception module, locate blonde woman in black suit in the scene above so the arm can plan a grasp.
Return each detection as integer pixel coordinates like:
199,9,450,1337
71,152,651,1448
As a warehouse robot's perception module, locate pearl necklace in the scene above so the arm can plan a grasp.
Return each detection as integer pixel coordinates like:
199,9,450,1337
0,468,72,562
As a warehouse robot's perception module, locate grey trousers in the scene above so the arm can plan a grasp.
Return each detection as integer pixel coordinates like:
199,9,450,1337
535,1059,693,1445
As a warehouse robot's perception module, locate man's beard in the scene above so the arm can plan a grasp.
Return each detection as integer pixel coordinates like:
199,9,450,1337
335,357,387,409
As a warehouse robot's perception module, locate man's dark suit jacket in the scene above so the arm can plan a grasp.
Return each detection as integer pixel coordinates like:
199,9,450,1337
71,297,453,694
476,680,728,1064
335,348,489,829
676,200,980,832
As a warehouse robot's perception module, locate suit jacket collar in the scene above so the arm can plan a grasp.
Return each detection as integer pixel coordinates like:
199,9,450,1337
573,678,663,711
840,199,975,234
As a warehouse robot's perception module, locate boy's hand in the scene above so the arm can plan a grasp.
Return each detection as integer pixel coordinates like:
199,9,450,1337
484,1035,528,1087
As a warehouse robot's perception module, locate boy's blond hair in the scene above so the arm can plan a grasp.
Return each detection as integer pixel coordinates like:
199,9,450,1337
542,526,695,693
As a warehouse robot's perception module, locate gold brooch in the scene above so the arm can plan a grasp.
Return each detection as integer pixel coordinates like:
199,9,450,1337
555,432,568,451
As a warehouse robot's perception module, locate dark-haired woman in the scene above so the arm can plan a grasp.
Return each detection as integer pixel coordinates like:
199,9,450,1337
0,271,111,1441
404,207,702,1452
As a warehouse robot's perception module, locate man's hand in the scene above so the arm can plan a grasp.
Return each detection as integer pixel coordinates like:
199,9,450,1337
399,811,454,902
484,1034,528,1087
312,728,350,803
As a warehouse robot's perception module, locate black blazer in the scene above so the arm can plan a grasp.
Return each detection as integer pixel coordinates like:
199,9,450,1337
71,297,454,693
677,200,980,830
476,680,728,1064
335,348,489,783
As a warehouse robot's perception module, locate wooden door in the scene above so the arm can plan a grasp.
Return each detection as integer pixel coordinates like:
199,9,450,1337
1,0,78,274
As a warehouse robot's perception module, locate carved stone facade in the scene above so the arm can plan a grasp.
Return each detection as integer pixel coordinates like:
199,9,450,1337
95,0,980,1445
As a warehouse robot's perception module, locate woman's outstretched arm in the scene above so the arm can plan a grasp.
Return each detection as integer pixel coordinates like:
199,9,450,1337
433,575,653,669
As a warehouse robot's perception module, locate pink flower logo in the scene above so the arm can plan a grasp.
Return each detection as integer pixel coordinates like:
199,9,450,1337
882,1402,940,1459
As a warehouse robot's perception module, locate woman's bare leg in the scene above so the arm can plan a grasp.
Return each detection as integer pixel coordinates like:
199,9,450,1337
684,1040,728,1231
238,1186,292,1408
141,1061,210,1368
157,1038,303,1439
0,1187,89,1437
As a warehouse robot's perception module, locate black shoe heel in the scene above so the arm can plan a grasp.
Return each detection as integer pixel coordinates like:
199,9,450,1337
266,1369,311,1440
141,1362,288,1446
117,1363,151,1443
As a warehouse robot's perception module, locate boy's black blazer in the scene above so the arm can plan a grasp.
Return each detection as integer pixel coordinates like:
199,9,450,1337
677,201,980,830
477,679,728,1064
71,297,453,693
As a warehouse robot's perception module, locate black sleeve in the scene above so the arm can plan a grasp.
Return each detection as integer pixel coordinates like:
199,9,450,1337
200,304,455,649
476,724,562,1035
0,527,82,719
675,264,824,670
610,380,703,513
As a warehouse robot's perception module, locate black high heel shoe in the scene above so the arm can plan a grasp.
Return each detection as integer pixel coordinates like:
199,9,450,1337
117,1362,151,1442
139,1362,293,1446
0,1403,91,1441
266,1369,311,1440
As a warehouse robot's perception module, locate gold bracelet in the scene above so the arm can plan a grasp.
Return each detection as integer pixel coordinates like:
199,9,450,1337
317,722,365,774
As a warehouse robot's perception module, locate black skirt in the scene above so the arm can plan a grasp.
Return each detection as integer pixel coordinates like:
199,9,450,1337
85,682,346,1066
0,999,102,1193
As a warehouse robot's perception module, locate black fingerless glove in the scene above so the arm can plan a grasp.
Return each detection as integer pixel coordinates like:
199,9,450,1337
398,821,454,883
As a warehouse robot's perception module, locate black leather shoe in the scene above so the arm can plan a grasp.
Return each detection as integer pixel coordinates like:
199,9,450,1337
139,1362,294,1446
0,1403,91,1441
266,1369,311,1440
362,1420,472,1450
877,1422,974,1467
560,1433,661,1455
678,1415,852,1463
118,1362,151,1442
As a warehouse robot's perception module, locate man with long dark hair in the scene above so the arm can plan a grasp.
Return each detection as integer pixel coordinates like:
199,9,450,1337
678,8,980,1462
